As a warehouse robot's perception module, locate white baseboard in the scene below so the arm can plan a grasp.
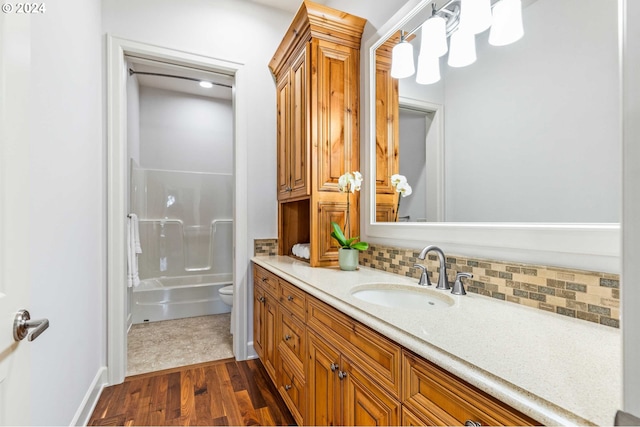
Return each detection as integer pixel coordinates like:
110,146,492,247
70,366,107,426
246,341,258,360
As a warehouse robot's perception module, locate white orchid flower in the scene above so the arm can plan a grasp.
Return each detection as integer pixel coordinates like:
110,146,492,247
397,181,412,197
391,174,407,188
338,172,352,193
338,171,363,193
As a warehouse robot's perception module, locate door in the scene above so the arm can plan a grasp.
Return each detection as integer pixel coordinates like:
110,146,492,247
0,12,32,425
307,332,341,426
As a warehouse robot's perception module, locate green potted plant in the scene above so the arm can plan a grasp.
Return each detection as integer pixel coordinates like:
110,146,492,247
331,171,369,270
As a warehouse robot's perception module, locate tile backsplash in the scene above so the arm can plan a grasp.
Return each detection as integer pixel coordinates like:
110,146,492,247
360,243,620,329
254,239,620,328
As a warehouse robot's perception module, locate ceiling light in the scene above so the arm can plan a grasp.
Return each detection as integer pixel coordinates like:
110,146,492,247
199,81,214,89
489,0,524,46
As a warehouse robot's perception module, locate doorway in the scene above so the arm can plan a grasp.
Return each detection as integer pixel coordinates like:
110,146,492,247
107,37,250,385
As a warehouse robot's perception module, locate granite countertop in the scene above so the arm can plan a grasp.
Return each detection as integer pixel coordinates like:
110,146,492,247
252,255,621,426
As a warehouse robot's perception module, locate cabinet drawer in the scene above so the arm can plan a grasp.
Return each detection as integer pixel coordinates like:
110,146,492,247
307,296,401,398
254,265,279,297
278,307,306,372
279,356,305,426
279,279,306,320
402,351,539,426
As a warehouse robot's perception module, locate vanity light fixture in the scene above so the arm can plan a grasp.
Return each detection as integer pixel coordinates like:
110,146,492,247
391,0,524,85
459,0,492,34
489,0,524,46
390,31,416,79
447,28,477,67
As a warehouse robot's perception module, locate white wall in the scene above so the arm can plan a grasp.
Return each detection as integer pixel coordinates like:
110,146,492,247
29,0,104,424
139,87,232,173
399,109,428,221
443,0,620,222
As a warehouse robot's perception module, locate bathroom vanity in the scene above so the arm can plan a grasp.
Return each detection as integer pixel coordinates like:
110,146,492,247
252,255,620,426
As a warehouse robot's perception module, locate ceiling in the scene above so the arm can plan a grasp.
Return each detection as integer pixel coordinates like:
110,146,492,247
127,57,234,100
250,0,326,13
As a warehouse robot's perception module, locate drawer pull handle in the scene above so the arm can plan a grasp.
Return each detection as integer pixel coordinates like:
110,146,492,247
284,384,292,391
261,277,268,282
258,296,265,303
330,363,339,372
284,334,292,341
287,295,294,301
465,421,482,427
338,371,347,380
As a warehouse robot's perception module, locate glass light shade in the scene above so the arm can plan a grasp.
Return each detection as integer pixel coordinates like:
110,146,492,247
489,0,524,46
447,29,477,67
416,53,441,85
420,16,448,58
459,0,492,34
391,41,415,78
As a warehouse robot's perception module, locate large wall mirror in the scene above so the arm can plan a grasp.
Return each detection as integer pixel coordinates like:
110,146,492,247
363,0,620,271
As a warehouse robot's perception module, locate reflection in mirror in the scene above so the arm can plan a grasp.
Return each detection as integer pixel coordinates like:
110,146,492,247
374,0,620,223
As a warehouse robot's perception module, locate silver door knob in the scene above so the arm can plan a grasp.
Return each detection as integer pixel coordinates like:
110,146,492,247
13,309,49,342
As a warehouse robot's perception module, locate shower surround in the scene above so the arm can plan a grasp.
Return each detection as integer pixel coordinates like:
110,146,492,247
130,167,233,323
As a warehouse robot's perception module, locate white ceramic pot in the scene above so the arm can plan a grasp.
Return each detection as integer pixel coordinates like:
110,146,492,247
338,247,359,271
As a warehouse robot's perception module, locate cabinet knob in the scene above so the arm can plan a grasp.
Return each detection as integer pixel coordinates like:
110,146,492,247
330,363,339,372
261,277,268,282
464,421,482,426
287,295,294,301
285,186,292,192
338,371,347,380
284,334,292,341
284,384,292,391
258,296,265,303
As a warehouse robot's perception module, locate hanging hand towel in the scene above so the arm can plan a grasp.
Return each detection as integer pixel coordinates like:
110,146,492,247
127,213,142,287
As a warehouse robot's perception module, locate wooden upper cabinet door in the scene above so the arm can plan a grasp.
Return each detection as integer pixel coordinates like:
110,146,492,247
313,39,359,192
374,51,399,195
289,44,310,200
277,73,291,200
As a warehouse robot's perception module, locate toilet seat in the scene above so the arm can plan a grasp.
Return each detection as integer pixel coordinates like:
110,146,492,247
219,285,234,295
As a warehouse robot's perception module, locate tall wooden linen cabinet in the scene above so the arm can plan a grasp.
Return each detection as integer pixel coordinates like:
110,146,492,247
269,1,366,267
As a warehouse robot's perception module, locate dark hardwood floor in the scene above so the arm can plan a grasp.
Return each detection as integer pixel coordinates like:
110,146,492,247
88,358,296,426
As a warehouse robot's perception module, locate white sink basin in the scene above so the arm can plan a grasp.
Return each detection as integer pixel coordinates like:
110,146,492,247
351,284,454,310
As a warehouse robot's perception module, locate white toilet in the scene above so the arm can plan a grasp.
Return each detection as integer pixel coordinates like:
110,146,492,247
219,285,234,306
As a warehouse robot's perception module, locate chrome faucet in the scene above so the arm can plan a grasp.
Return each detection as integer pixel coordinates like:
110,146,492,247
417,245,450,290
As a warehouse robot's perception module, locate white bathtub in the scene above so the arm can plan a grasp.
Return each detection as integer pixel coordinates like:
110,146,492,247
132,273,232,324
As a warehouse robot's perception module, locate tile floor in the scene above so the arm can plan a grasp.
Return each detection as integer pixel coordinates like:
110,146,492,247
127,313,233,376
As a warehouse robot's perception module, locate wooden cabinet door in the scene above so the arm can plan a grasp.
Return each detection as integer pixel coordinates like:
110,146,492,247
263,294,279,382
307,332,341,426
289,44,310,200
314,39,359,192
341,358,400,426
253,284,265,359
277,72,291,200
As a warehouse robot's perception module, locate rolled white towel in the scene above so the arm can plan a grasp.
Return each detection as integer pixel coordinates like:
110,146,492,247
299,243,310,259
292,243,300,257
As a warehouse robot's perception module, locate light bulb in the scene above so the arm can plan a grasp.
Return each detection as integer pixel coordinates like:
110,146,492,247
416,53,441,85
447,29,476,68
459,0,492,35
489,0,524,46
391,40,415,79
420,16,448,58
199,81,213,89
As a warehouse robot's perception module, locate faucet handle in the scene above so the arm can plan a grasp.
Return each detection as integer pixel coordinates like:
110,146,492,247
452,272,473,295
413,264,431,286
